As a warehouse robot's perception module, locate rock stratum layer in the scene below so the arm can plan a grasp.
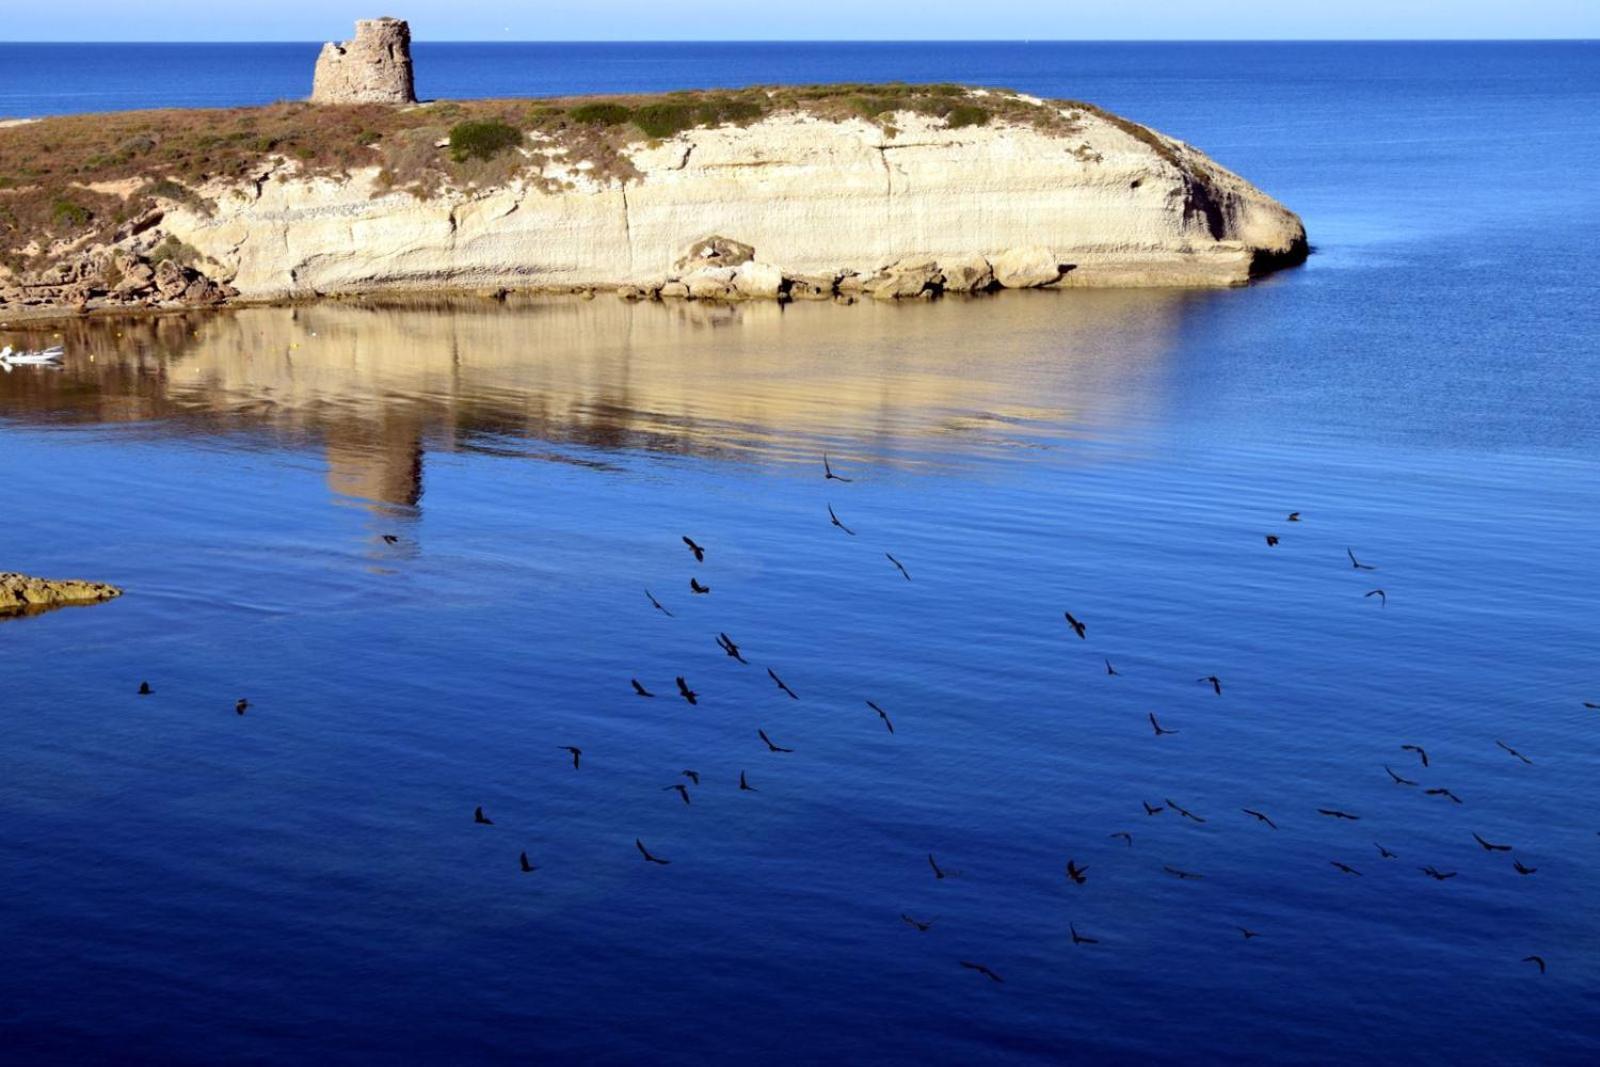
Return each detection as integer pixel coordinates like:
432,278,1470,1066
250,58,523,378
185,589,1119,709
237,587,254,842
0,89,1306,314
0,573,123,615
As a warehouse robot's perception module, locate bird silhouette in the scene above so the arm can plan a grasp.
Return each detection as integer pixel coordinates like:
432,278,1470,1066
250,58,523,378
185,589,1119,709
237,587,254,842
758,729,793,753
885,553,912,581
520,851,537,872
1108,832,1133,847
1064,612,1087,640
665,784,691,806
767,668,799,700
1426,787,1463,804
474,806,493,825
1238,927,1261,940
382,534,399,544
1385,765,1419,786
866,700,895,734
560,746,582,770
1375,843,1398,859
676,677,698,705
1105,659,1119,677
739,770,757,792
235,698,249,716
716,632,747,663
1287,512,1301,522
960,961,1004,983
1198,675,1222,696
1167,799,1206,823
690,578,711,595
1265,535,1280,547
1365,589,1386,607
1143,801,1165,816
1164,866,1204,880
901,914,937,932
138,681,152,696
1070,923,1099,945
681,770,700,785
1242,809,1278,829
1495,740,1532,765
1318,809,1361,821
645,589,674,617
1523,955,1546,974
1585,702,1600,710
1420,865,1457,881
682,536,705,563
631,679,655,698
828,504,856,535
928,853,951,880
823,454,853,482
1401,744,1429,767
1149,712,1179,736
1330,861,1362,876
1065,860,1088,885
1513,859,1538,875
1473,832,1512,852
1347,547,1376,570
635,839,671,865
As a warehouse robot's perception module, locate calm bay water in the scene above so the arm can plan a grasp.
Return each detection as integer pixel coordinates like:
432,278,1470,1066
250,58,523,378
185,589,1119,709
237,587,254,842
2,43,1599,1063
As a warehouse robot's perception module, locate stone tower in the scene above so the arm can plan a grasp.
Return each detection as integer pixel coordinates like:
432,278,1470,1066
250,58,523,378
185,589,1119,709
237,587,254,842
311,18,417,105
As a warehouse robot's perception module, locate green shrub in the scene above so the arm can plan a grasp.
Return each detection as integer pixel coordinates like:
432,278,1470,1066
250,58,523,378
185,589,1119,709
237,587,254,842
149,235,200,266
448,120,523,162
946,105,990,129
631,103,697,139
50,198,91,228
570,102,632,126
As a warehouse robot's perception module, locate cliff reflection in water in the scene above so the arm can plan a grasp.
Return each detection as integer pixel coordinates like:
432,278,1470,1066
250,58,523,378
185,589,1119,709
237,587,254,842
0,290,1211,511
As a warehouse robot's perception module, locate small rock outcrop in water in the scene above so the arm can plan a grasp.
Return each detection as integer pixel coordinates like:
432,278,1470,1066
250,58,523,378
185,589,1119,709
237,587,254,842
311,18,416,105
0,573,123,615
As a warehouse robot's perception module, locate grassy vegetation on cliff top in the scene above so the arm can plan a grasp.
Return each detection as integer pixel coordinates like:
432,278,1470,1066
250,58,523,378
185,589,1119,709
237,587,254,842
0,83,1159,276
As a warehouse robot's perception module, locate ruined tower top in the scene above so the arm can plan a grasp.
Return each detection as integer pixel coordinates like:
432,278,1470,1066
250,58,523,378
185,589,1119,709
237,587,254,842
311,18,417,105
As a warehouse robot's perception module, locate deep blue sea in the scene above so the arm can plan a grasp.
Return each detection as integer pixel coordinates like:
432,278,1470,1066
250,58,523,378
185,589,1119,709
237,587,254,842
2,42,1599,1064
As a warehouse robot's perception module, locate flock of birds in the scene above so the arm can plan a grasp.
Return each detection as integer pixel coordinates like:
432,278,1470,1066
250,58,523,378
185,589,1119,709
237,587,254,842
131,451,1583,988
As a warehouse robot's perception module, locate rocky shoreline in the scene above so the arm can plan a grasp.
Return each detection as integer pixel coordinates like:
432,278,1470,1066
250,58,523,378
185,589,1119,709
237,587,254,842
0,572,123,616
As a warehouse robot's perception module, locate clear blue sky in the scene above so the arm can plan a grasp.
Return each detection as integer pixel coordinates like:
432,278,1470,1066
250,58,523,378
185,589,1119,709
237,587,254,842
6,1,1598,41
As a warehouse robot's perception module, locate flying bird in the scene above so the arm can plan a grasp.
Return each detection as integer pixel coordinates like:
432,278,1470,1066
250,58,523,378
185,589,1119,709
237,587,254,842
959,961,1004,983
823,454,853,482
520,851,538,873
381,534,400,545
1420,866,1457,881
1108,832,1133,847
1330,861,1362,876
828,504,856,535
138,681,152,696
1065,860,1088,885
885,553,912,581
1265,535,1280,547
1523,955,1546,974
1347,547,1376,570
631,679,655,698
1242,809,1278,829
1287,512,1301,522
1426,787,1463,804
1064,612,1087,639
664,783,691,806
1238,927,1261,940
1385,765,1418,786
560,746,582,770
635,839,671,865
1105,659,1119,677
235,698,249,716
682,536,705,563
474,806,493,825
901,914,936,932
1164,866,1204,880
1070,923,1099,945
1318,809,1361,821
928,853,951,880
681,770,700,785
716,632,747,663
1198,675,1222,696
758,728,794,753
1149,712,1179,736
645,589,674,617
768,668,799,700
1513,859,1538,875
867,700,895,734
1401,744,1429,767
1167,799,1206,823
1473,832,1512,852
1365,589,1386,607
1495,740,1532,765
1375,843,1398,859
739,771,757,792
676,677,698,705
1143,801,1165,816
690,578,711,595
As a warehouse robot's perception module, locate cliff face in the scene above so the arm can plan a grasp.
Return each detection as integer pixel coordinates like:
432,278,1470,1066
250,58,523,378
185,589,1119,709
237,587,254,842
161,104,1303,302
